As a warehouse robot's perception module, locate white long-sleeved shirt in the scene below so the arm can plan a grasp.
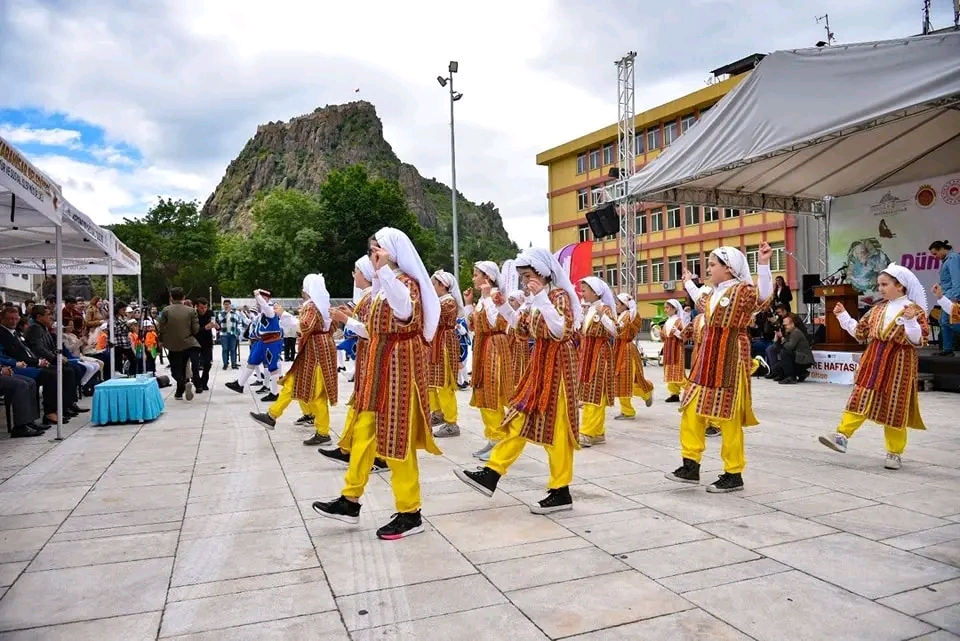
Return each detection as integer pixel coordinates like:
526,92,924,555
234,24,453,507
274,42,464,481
837,296,923,345
939,296,955,317
254,292,275,318
375,266,412,321
530,288,566,339
582,301,617,338
345,287,373,339
463,290,501,328
684,264,774,315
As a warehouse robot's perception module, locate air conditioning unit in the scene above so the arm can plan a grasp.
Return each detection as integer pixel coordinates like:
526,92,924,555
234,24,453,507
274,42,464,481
662,281,677,291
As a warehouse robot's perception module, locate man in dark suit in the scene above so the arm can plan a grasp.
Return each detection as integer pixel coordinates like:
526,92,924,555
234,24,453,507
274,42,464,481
0,306,80,425
1,366,44,437
23,305,88,399
157,288,201,400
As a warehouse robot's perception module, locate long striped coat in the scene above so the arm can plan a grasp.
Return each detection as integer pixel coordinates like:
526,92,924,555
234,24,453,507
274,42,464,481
469,298,512,410
508,307,532,387
346,291,373,407
354,273,441,460
682,282,771,422
429,295,460,388
845,301,928,429
503,288,579,445
661,316,688,384
578,303,615,406
612,311,654,398
283,302,338,404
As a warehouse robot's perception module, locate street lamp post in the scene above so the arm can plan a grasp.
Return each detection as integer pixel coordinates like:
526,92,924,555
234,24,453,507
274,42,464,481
437,62,462,285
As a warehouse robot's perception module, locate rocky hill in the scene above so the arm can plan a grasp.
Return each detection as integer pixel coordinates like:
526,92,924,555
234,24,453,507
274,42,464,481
202,101,518,266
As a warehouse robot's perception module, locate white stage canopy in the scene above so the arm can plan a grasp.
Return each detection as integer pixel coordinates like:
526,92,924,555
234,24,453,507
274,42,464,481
626,32,960,212
0,135,62,228
1,197,115,263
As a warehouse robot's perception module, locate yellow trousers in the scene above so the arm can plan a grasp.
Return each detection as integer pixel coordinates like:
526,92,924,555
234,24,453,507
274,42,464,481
337,405,357,451
580,396,607,437
619,385,653,417
341,410,421,513
679,392,746,474
837,411,908,454
429,384,458,423
269,367,330,436
480,407,506,441
486,385,574,489
666,382,683,396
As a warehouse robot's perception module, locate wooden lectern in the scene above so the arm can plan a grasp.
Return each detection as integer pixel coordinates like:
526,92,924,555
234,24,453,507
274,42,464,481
813,283,864,352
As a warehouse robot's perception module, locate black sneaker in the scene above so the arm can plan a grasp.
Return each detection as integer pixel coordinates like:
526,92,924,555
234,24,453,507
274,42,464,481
936,350,955,357
250,412,276,430
664,394,681,403
372,458,389,474
225,381,244,394
260,393,279,403
706,426,721,437
304,433,332,446
530,486,573,515
319,447,351,466
454,466,501,497
295,414,314,425
706,472,744,493
312,496,361,524
665,458,701,484
376,511,424,540
255,386,269,394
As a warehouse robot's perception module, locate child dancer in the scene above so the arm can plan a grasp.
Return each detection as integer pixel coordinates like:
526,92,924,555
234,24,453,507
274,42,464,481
819,264,929,470
454,247,581,514
665,243,774,493
577,277,617,446
612,293,654,420
313,229,442,540
225,289,283,400
464,261,512,461
429,270,464,438
506,291,531,387
661,299,688,402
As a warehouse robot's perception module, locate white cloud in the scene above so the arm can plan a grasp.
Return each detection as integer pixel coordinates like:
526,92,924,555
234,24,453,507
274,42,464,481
0,124,82,147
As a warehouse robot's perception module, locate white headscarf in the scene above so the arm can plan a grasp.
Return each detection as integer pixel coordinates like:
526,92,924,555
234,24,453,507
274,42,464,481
474,260,500,286
711,246,752,283
354,255,375,284
881,263,929,314
303,273,332,327
515,247,583,330
665,298,684,316
580,276,617,311
374,227,441,342
507,290,526,303
500,259,519,294
616,293,637,319
432,270,465,314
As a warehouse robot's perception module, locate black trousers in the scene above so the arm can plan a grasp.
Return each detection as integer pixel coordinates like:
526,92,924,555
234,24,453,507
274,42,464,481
198,345,213,389
781,352,812,380
168,347,201,395
1,374,40,427
283,336,296,361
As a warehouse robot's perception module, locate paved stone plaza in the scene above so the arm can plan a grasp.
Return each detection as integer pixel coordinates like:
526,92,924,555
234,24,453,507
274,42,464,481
0,360,958,640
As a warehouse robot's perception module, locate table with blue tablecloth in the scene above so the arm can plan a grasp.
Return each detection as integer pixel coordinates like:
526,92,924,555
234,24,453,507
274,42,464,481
91,377,165,425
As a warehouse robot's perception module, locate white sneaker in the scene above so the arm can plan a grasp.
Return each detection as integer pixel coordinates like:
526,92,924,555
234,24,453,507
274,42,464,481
184,382,195,401
884,453,902,470
472,441,495,458
818,432,847,453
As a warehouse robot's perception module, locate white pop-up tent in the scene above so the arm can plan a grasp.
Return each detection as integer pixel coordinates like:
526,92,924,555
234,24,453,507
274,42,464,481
626,31,960,213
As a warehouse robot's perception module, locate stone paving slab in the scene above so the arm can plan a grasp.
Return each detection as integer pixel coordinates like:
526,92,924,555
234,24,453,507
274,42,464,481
0,354,958,640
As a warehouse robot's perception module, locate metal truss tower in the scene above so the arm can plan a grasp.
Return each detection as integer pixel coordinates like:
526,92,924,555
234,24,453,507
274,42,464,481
615,51,638,296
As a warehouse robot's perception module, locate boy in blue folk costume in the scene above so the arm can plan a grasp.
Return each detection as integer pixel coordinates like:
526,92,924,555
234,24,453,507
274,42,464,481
226,289,284,401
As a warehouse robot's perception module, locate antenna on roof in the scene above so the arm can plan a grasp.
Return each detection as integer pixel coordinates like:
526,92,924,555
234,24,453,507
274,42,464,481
815,14,836,46
921,0,934,34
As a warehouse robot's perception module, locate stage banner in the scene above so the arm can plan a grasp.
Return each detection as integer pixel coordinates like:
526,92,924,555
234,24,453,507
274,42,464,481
809,350,862,385
828,171,960,304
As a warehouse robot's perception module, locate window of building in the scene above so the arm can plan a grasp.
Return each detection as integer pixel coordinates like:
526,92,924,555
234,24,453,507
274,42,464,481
703,206,720,222
684,205,700,226
686,253,701,277
681,114,696,133
668,255,683,281
770,241,786,272
591,186,604,207
651,258,664,283
634,135,645,156
577,188,588,211
724,208,740,218
663,121,679,146
576,153,586,174
745,244,759,273
646,127,662,151
602,143,615,166
578,224,590,243
635,212,647,235
650,206,663,232
666,206,681,229
606,265,618,286
637,261,649,284
589,149,601,170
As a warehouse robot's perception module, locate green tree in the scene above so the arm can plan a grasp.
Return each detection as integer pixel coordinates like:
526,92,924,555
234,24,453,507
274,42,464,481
109,198,219,304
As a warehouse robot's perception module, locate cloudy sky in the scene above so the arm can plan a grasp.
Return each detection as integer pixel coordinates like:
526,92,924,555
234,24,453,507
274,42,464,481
1,0,954,249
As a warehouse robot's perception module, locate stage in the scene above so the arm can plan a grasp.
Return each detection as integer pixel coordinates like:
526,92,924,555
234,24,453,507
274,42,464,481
919,348,960,393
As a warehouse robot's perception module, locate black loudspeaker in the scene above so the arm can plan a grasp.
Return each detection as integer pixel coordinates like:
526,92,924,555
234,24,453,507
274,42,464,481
156,375,171,389
802,274,821,305
585,202,620,238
